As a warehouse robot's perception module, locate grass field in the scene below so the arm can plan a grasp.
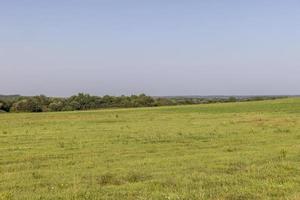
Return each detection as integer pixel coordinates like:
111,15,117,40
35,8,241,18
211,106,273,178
0,98,300,200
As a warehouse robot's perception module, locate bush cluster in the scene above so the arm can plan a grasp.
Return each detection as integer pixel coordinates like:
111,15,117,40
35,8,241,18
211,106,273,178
0,93,285,113
0,93,157,112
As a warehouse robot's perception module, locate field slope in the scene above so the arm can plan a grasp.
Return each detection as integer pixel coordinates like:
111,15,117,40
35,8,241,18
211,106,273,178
0,98,300,200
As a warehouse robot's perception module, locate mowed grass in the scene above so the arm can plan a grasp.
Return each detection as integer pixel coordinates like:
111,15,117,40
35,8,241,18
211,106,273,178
0,98,300,200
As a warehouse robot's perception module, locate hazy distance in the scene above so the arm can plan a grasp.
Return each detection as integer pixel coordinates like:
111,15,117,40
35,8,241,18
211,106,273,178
1,1,299,96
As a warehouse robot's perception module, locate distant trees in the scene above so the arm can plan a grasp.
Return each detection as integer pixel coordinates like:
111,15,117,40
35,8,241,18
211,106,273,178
0,100,11,112
0,93,286,113
48,101,64,111
0,93,158,113
228,96,237,102
10,98,43,112
154,98,175,106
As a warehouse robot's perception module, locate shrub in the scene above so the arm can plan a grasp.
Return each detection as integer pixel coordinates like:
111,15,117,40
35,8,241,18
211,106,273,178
10,98,42,112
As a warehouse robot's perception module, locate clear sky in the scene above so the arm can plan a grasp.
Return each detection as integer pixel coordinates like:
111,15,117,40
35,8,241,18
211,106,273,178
1,0,299,96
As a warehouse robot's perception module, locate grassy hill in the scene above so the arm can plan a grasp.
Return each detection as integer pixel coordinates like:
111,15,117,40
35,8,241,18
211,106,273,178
0,98,299,199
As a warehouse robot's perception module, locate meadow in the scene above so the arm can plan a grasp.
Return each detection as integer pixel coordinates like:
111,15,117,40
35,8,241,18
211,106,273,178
0,98,299,200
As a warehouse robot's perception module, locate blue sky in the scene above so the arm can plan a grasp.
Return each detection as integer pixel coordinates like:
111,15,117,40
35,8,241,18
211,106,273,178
1,0,299,96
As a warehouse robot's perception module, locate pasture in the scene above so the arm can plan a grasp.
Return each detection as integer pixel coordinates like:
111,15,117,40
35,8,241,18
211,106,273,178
0,98,300,200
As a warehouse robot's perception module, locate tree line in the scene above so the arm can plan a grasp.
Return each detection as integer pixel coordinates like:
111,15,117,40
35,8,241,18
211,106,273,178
0,93,285,113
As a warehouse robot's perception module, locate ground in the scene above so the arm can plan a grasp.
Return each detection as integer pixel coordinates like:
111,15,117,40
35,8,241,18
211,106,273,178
0,98,300,200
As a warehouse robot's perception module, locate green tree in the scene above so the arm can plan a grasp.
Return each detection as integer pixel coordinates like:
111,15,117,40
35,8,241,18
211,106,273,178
11,98,43,112
49,101,64,111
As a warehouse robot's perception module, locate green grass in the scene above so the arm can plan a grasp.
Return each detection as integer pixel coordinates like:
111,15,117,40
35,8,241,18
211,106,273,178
0,98,300,200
